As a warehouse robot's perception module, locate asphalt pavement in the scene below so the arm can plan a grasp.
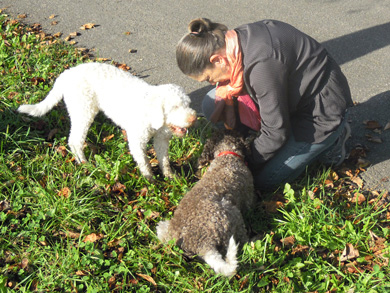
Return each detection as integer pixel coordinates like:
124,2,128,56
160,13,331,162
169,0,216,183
2,0,389,191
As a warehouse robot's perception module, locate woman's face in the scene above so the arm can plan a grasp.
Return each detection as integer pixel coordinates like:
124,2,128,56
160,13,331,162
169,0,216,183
190,53,231,85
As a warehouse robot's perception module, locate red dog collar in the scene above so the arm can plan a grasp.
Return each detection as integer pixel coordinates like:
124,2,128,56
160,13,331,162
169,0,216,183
217,151,244,162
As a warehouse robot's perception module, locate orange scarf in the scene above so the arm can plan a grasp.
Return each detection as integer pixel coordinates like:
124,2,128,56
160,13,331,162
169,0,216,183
210,29,261,131
210,30,245,129
215,30,246,104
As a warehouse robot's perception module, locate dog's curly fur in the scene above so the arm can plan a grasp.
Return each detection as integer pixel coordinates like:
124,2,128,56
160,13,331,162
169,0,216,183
157,130,256,276
18,63,196,180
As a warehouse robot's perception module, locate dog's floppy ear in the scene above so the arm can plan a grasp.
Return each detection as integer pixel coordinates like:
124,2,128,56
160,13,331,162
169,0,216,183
239,134,252,159
146,91,165,129
198,138,216,167
197,130,225,167
150,108,165,129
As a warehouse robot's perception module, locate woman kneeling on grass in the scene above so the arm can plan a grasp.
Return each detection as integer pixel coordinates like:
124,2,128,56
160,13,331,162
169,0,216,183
176,18,354,190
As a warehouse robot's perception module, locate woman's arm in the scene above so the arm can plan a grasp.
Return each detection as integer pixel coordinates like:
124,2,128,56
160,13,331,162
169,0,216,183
247,57,291,164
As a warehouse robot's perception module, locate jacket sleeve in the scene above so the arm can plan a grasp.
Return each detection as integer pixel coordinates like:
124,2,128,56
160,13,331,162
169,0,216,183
248,57,291,165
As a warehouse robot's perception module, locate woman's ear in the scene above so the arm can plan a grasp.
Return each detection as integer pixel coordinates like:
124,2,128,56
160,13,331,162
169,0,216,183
210,54,228,67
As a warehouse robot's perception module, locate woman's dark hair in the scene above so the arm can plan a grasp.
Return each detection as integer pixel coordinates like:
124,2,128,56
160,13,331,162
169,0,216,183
176,18,228,76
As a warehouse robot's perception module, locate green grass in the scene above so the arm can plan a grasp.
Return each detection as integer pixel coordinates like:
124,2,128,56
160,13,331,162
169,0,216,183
1,13,390,292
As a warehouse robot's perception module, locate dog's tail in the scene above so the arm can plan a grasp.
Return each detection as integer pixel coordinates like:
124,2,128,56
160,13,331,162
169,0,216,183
156,220,171,243
203,236,238,277
18,80,64,117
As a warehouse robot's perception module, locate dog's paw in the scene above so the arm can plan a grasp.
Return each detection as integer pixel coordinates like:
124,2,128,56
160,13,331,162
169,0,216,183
162,167,176,179
165,171,179,180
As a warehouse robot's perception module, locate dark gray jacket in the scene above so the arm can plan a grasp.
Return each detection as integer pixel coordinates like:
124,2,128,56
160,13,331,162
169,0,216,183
235,20,353,164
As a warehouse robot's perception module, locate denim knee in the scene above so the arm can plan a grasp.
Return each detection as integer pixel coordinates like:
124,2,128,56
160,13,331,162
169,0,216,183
201,88,216,120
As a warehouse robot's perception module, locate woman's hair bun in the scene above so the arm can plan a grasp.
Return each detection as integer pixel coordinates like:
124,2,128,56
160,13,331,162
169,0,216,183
188,18,213,36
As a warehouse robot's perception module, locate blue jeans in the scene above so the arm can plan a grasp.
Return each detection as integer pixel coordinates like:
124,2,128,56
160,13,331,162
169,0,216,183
202,88,348,190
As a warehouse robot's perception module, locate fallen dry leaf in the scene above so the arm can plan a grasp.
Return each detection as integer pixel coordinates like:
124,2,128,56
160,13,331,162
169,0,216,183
65,33,77,42
145,210,160,220
31,77,45,85
356,158,371,169
60,230,80,239
76,48,89,55
117,247,125,261
329,170,339,181
7,92,19,99
49,14,56,19
349,192,366,205
111,182,126,194
9,19,19,25
291,244,310,255
364,120,382,130
83,233,104,243
80,23,96,30
47,128,59,140
58,187,71,198
280,236,295,247
340,243,360,262
0,200,11,212
21,258,29,269
308,190,315,200
324,179,334,188
53,32,62,38
137,273,157,286
18,14,27,19
371,191,390,212
108,275,116,286
136,187,148,197
365,135,383,144
96,57,111,62
262,200,284,213
368,230,387,253
369,230,380,242
76,270,88,276
384,122,390,131
351,176,363,188
69,31,79,37
56,145,68,157
107,238,122,248
114,62,131,71
149,158,158,166
121,129,128,141
103,134,114,143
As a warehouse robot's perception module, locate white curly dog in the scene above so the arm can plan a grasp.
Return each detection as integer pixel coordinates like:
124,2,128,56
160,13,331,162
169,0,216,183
18,63,197,180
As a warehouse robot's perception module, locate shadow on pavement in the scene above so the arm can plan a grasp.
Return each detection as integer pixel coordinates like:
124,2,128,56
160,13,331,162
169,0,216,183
348,91,390,166
322,21,390,65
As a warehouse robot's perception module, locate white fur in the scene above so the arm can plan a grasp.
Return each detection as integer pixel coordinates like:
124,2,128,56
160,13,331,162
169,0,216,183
203,236,239,277
18,63,196,180
156,220,171,243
